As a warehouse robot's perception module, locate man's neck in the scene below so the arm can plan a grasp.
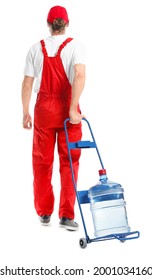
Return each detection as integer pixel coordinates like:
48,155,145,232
51,30,66,36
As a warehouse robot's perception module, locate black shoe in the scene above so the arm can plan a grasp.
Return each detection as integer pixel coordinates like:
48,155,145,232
39,215,51,225
59,217,79,231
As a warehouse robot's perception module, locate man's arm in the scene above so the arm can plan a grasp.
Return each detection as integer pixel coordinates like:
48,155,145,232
69,64,85,124
21,76,34,129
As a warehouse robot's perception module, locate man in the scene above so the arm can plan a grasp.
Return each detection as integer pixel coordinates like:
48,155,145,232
21,6,86,230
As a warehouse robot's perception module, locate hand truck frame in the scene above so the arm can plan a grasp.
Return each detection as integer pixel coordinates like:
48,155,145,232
64,118,140,248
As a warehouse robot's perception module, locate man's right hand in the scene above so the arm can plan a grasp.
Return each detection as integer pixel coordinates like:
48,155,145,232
69,109,85,124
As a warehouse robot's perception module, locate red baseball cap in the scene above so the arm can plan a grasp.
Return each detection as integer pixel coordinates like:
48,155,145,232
47,6,69,24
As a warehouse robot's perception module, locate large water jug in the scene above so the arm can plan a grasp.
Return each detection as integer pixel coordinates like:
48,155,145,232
88,169,130,237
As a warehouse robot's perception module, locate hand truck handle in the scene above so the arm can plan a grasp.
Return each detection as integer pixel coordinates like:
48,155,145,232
64,117,88,125
64,118,105,169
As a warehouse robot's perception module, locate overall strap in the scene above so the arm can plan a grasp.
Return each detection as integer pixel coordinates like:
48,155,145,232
40,40,48,57
56,38,73,56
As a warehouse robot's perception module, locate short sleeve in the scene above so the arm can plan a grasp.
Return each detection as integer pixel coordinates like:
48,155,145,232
72,41,86,66
23,49,35,77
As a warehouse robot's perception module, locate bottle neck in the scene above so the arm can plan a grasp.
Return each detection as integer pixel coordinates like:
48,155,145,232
99,174,108,182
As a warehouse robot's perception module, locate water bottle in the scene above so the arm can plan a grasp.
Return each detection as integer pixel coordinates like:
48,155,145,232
88,169,130,237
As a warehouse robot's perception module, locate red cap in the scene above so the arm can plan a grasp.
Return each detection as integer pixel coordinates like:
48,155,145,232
99,169,107,175
47,6,69,24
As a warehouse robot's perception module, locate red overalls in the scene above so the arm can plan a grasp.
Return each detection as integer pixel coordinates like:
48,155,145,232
32,38,82,219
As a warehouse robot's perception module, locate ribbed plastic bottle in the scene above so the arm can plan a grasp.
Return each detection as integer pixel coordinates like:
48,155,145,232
88,169,130,237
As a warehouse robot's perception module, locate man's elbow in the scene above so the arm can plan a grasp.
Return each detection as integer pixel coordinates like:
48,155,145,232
74,64,86,83
22,76,34,91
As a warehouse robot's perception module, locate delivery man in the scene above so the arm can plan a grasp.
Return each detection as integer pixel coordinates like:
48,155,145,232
21,6,86,230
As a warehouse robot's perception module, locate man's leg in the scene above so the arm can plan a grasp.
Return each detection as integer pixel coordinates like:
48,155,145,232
57,124,82,220
32,126,56,217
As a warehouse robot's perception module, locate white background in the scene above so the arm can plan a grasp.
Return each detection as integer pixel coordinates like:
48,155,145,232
0,0,152,279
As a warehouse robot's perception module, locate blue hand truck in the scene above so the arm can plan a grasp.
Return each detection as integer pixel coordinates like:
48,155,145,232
64,118,140,248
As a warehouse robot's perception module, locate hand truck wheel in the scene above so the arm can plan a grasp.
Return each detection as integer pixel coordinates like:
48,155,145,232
79,238,87,248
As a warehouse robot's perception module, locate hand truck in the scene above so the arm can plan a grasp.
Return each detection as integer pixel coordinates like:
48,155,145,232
64,118,140,248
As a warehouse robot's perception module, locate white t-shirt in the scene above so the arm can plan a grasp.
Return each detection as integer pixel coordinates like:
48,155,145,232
24,35,86,93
